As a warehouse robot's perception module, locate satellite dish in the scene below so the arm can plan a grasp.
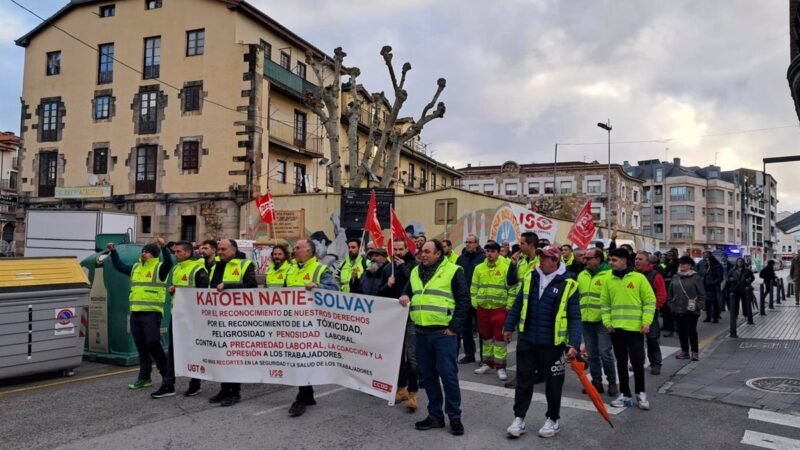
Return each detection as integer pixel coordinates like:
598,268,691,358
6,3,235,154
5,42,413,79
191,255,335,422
88,174,98,186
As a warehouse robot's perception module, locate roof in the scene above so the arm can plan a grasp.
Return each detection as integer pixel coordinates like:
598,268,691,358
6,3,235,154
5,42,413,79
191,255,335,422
777,211,800,234
0,132,20,153
458,160,644,183
16,0,328,59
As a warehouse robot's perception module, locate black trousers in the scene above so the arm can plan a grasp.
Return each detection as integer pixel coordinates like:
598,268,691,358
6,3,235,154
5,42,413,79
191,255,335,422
513,340,566,421
730,289,754,335
130,312,172,384
674,313,700,353
296,386,315,404
705,286,720,320
458,307,477,359
168,321,200,388
610,330,645,397
646,310,662,367
660,305,675,333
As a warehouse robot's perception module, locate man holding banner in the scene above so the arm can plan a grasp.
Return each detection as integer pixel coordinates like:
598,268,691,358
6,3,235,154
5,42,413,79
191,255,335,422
285,238,338,417
400,240,470,436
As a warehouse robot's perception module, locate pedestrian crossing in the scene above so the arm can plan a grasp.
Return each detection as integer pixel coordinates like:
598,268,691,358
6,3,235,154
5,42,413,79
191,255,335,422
741,409,800,449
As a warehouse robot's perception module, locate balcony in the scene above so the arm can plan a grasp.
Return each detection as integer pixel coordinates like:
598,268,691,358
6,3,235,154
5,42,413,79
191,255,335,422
670,213,694,221
269,118,323,157
671,232,693,240
653,213,664,222
0,178,17,191
265,59,319,99
652,194,664,203
669,194,694,202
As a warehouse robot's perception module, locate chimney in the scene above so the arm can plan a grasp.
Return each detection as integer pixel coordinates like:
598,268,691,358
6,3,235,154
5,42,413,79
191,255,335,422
673,157,681,166
467,163,472,168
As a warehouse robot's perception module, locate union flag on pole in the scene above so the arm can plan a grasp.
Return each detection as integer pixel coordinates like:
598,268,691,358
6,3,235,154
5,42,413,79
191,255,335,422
256,192,276,224
364,190,384,248
567,199,596,249
389,206,416,257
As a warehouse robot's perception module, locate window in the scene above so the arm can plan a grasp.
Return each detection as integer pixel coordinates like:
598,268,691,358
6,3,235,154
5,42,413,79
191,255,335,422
182,141,199,170
728,191,734,205
707,189,724,204
294,163,306,193
46,51,61,76
591,206,601,221
728,210,734,224
94,95,111,120
143,36,161,79
431,173,437,189
505,182,518,196
276,160,286,183
655,224,664,234
41,101,59,141
587,179,601,194
544,182,554,194
560,181,572,194
261,40,271,62
139,91,158,134
468,184,480,192
293,111,307,148
135,145,157,193
528,182,539,195
669,205,694,220
420,169,427,189
408,163,415,185
98,43,114,84
296,62,306,79
434,198,457,225
145,0,162,9
670,225,694,240
182,84,201,112
655,168,663,182
669,186,694,201
38,152,58,197
280,52,291,70
181,216,197,242
633,190,639,203
93,148,108,174
620,185,626,200
186,29,204,56
100,5,115,17
141,215,152,234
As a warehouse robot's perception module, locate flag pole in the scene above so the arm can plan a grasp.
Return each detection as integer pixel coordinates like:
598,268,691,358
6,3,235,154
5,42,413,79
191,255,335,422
390,206,395,278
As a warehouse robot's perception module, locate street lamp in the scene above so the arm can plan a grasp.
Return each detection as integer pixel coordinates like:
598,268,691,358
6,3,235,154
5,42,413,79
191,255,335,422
597,120,612,238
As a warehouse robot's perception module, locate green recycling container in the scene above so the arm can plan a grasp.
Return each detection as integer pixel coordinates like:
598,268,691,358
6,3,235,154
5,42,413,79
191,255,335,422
80,244,172,366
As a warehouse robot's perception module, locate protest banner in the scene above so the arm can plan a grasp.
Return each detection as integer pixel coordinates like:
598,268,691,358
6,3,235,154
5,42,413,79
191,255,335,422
172,287,407,404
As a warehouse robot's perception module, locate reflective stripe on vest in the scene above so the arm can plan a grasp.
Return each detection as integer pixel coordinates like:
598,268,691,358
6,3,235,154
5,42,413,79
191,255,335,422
130,258,166,313
409,259,461,327
285,257,328,287
266,262,290,288
472,259,511,309
601,271,656,331
172,259,206,289
519,271,578,345
339,255,365,292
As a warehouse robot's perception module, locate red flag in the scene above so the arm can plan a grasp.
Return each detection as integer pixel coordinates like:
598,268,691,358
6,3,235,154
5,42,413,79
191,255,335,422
365,190,384,248
567,199,596,249
256,192,276,224
388,206,416,257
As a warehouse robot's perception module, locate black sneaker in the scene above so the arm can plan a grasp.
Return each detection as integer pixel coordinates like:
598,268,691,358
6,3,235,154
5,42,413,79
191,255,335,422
209,390,226,404
288,401,307,417
221,394,240,407
449,418,464,436
150,384,175,399
184,382,202,397
458,356,476,364
415,416,445,430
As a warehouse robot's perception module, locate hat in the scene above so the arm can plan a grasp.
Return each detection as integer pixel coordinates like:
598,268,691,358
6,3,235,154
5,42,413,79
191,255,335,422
483,241,501,251
367,248,388,258
142,243,161,258
540,245,560,259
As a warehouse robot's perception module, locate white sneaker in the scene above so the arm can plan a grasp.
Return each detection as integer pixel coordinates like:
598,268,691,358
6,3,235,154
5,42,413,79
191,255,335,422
610,394,633,408
506,417,526,437
497,368,508,381
474,364,494,375
537,418,560,438
637,392,650,410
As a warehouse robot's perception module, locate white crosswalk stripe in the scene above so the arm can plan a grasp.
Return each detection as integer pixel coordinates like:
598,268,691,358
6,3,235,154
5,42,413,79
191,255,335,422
741,409,800,449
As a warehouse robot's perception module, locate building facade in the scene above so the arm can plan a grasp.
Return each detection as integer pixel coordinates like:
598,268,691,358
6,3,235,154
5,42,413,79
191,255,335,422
15,0,458,250
732,168,779,259
0,132,20,254
624,158,743,256
458,160,644,235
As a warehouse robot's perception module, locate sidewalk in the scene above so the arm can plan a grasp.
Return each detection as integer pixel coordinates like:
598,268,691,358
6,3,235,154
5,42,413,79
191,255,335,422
664,297,800,413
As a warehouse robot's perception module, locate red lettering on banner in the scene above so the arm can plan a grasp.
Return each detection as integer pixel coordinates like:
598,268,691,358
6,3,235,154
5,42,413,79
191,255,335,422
372,380,392,393
258,289,308,306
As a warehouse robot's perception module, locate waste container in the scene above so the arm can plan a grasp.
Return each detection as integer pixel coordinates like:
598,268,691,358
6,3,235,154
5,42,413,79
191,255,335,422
81,243,172,366
0,257,90,380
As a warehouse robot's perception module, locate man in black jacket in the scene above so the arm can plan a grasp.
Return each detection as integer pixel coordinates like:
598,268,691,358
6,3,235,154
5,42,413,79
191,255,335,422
698,252,724,323
350,248,390,296
389,238,420,411
456,234,485,364
209,239,257,407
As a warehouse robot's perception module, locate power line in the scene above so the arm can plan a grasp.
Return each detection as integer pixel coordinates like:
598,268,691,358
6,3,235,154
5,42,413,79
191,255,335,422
556,124,800,147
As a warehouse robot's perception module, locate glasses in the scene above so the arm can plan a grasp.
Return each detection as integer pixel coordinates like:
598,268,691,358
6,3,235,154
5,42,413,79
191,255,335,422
465,241,477,244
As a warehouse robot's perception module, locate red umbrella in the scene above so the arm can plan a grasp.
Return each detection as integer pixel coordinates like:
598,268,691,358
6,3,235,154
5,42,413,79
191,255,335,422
570,355,614,428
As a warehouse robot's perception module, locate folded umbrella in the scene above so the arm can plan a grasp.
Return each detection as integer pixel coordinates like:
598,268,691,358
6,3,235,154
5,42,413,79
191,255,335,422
569,355,614,428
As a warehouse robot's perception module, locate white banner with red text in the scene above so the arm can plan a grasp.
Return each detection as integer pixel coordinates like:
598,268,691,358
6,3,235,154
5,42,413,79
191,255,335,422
173,288,407,404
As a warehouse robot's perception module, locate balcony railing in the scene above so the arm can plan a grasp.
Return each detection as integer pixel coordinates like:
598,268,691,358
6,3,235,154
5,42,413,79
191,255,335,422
671,213,694,220
652,194,663,203
269,118,323,155
265,59,319,98
0,179,17,190
670,194,694,202
653,213,664,222
671,232,693,240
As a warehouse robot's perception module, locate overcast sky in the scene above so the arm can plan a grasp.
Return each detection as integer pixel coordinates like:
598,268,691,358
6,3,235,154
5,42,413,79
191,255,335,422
2,0,799,210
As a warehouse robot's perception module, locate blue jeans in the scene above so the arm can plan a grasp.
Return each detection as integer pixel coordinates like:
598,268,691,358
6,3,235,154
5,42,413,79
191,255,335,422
582,321,617,384
416,329,461,420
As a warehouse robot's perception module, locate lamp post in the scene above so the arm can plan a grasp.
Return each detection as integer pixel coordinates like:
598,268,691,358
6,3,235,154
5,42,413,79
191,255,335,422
597,120,612,238
553,143,558,197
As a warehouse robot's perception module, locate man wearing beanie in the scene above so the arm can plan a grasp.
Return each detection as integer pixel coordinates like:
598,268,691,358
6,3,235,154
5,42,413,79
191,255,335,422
107,238,174,391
